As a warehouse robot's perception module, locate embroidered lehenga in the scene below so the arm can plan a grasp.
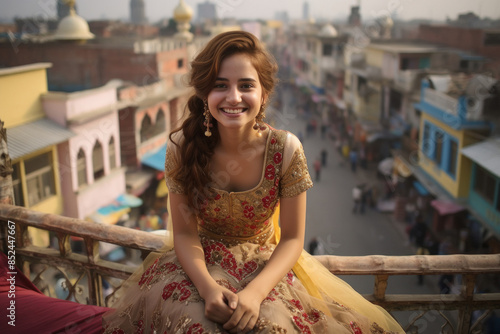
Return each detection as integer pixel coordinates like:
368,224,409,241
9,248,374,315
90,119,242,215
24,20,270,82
102,128,404,333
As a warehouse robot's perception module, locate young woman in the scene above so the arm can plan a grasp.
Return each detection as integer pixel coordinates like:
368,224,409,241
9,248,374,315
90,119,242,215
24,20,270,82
102,31,403,334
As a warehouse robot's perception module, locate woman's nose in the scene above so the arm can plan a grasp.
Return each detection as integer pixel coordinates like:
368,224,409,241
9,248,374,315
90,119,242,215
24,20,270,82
226,86,242,104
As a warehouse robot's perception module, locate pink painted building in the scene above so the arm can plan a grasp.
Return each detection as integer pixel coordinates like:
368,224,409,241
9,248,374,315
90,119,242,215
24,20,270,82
42,82,129,222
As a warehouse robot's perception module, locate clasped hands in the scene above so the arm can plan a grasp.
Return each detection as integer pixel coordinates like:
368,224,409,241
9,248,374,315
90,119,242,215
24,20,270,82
203,284,262,333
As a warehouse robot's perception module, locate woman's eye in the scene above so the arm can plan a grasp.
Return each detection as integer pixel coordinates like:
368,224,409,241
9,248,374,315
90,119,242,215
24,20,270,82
214,83,226,88
241,84,253,89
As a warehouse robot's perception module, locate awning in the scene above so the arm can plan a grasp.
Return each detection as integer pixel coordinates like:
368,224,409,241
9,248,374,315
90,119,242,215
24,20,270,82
7,118,75,160
431,200,466,216
311,94,327,103
126,169,155,196
141,143,167,171
116,193,143,207
413,181,430,196
461,138,500,178
329,96,346,110
88,205,131,224
367,131,400,143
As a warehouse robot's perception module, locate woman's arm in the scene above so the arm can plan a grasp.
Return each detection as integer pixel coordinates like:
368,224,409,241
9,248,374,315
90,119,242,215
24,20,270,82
170,193,238,323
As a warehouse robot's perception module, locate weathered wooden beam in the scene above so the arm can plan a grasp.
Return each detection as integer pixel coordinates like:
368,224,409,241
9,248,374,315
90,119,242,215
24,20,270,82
365,293,500,311
315,254,500,275
0,204,166,251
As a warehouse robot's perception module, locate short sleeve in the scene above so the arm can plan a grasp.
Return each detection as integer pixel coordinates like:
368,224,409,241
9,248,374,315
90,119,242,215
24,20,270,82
164,145,184,194
279,145,313,198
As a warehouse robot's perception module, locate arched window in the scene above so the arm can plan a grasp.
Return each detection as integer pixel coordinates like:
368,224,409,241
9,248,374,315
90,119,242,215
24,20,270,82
77,149,87,187
140,114,152,143
154,109,166,136
92,141,104,180
109,137,116,170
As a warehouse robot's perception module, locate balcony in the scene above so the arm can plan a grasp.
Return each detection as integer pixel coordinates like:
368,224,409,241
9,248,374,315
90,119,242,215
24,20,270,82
1,203,499,333
423,87,460,117
394,70,425,93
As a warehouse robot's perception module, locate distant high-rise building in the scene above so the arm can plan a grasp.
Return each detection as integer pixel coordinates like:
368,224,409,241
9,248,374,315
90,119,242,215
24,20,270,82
57,1,77,20
348,5,361,26
275,11,289,23
197,1,217,23
130,0,148,25
302,2,310,20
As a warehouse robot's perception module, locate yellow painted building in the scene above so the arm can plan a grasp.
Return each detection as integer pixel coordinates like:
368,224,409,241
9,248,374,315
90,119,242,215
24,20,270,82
0,63,50,127
418,113,484,199
1,63,74,246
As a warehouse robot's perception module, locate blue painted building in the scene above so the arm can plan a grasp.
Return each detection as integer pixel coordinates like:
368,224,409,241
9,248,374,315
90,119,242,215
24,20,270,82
412,74,500,252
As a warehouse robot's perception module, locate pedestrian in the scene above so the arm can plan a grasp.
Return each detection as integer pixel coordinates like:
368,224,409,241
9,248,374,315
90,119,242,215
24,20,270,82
352,184,362,213
314,157,321,181
308,237,319,255
321,123,327,139
360,185,367,214
349,149,358,172
359,145,367,169
320,148,328,167
342,141,349,159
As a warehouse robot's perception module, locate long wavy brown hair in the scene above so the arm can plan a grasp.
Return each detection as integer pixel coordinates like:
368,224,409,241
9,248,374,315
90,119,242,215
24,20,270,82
168,30,278,212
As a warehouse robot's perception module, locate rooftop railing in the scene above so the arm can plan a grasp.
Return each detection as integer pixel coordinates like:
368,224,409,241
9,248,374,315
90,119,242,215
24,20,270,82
1,203,499,334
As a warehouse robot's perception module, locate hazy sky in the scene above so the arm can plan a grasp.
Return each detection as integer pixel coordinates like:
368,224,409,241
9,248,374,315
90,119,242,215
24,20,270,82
1,0,499,22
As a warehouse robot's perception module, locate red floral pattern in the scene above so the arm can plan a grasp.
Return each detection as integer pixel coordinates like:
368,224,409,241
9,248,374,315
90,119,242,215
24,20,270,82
134,319,144,334
292,316,312,334
138,259,180,288
273,152,283,164
186,323,205,334
162,279,194,302
242,201,255,219
350,321,363,334
204,242,258,281
265,164,276,180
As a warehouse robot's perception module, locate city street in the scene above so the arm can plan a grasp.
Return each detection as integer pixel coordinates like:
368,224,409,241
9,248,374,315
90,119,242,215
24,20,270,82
272,86,449,332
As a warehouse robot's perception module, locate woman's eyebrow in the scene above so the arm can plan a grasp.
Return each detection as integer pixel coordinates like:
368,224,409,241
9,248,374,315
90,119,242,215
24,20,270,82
215,77,257,82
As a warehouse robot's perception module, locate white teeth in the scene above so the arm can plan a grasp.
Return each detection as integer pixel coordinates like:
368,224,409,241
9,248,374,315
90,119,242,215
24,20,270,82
222,108,244,114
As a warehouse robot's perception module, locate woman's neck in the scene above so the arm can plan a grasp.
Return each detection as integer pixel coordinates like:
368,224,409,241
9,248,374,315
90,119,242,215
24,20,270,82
217,125,268,155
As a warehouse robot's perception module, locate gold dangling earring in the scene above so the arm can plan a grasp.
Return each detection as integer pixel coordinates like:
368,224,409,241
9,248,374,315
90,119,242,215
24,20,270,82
203,99,212,137
253,103,267,137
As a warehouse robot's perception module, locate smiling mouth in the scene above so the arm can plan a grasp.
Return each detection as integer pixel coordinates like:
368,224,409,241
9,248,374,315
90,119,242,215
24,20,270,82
221,108,246,114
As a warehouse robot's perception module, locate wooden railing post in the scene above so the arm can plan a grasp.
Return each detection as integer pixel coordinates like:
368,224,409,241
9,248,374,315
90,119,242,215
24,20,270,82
0,119,14,255
457,274,476,334
0,119,14,206
374,274,389,301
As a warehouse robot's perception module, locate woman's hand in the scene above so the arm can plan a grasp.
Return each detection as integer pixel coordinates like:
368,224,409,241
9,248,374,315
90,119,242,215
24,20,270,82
202,284,239,324
223,287,263,333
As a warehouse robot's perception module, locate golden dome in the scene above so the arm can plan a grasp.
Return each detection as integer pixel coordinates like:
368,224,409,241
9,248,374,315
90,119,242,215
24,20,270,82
54,8,94,41
320,24,338,37
174,0,193,22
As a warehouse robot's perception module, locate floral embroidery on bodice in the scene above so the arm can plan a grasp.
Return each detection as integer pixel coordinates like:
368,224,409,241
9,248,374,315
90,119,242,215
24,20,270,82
198,129,286,240
165,128,313,245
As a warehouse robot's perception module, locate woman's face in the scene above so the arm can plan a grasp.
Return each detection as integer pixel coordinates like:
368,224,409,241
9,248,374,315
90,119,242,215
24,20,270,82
207,53,266,132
